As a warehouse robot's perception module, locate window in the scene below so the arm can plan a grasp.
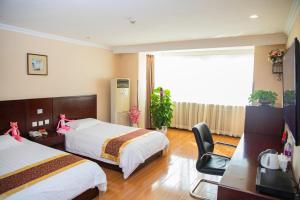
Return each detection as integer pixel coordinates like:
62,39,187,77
155,48,254,106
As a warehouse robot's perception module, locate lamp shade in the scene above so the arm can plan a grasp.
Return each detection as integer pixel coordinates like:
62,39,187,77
272,62,283,74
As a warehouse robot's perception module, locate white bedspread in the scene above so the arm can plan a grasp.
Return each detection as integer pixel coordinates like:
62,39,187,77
65,122,169,179
0,139,107,200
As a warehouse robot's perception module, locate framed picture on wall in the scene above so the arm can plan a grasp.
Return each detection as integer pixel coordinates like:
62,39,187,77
27,53,48,75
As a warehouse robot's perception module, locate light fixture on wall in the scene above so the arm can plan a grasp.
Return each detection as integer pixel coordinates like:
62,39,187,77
269,49,285,81
272,62,283,81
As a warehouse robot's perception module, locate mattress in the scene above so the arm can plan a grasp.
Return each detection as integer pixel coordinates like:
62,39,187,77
65,121,169,179
0,138,107,200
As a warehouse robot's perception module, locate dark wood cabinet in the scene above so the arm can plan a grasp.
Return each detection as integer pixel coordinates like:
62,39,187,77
244,106,284,136
29,131,65,150
218,133,282,200
217,106,286,200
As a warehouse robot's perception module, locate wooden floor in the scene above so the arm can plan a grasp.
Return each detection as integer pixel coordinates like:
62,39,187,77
94,128,240,200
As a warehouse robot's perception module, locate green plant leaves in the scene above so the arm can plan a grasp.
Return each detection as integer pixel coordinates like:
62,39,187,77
150,87,174,129
248,90,278,106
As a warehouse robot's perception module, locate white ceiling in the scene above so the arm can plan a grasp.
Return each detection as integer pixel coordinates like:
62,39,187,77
0,0,294,48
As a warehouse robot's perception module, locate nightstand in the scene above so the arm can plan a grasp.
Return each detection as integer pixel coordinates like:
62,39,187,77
29,131,65,150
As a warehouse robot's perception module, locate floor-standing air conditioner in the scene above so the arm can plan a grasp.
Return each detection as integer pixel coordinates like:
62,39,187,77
111,78,130,125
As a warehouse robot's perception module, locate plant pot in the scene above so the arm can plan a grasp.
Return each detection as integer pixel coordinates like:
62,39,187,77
284,100,296,106
258,99,272,106
132,123,138,128
156,126,168,134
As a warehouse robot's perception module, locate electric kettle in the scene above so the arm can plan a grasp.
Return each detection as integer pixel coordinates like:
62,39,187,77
258,149,280,170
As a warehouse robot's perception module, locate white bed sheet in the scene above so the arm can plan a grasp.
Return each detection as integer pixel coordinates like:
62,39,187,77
65,122,169,179
0,138,107,200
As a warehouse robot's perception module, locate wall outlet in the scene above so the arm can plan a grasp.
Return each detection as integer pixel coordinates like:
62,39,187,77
45,119,50,125
32,121,37,127
38,121,43,126
37,109,43,114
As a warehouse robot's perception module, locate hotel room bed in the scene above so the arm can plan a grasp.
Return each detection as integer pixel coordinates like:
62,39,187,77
0,135,107,200
0,95,168,181
65,119,169,179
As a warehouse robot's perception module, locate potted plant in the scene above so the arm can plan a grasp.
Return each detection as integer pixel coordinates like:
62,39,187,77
248,90,278,106
283,90,296,105
128,106,140,127
150,87,174,134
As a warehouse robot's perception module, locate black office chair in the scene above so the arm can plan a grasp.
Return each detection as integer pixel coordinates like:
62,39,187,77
190,123,237,199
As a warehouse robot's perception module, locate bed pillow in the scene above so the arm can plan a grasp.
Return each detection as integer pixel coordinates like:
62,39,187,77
0,135,22,150
66,118,101,130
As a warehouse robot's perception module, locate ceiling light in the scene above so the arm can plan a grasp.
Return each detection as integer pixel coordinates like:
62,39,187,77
249,14,259,19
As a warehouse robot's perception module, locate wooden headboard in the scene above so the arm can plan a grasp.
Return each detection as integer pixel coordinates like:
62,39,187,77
26,98,53,132
52,95,97,129
0,95,97,136
0,100,27,134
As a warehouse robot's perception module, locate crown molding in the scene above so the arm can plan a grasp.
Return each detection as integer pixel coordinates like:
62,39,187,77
112,33,287,53
0,23,111,50
157,46,254,57
0,23,288,54
284,0,300,34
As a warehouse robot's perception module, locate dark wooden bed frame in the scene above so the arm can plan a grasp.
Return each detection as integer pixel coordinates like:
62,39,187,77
0,94,164,199
0,95,99,199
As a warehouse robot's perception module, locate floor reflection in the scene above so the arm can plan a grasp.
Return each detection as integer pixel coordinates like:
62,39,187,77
96,128,239,200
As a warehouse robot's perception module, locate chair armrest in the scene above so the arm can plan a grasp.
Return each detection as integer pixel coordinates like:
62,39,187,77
201,152,231,160
214,141,237,148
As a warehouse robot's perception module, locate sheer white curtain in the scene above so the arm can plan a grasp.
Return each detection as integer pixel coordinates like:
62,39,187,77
171,102,245,137
155,49,254,136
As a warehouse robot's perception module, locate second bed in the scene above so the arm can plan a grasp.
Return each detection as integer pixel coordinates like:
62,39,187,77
64,119,169,179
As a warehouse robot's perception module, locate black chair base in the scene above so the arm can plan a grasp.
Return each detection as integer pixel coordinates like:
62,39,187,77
190,178,219,200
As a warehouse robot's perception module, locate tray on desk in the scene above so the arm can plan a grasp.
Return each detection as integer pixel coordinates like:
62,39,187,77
256,167,298,200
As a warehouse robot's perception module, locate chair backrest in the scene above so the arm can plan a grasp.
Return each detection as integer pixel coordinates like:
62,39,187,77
192,123,215,162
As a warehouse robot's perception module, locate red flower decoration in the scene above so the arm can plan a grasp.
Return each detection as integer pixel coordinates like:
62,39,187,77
129,106,140,124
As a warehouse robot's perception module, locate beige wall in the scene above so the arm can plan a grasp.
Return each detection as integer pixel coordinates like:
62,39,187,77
115,53,139,107
287,12,300,47
253,44,285,107
114,53,147,128
0,29,117,122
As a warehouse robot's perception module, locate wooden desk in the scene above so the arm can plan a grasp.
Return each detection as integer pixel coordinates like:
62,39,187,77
217,133,282,200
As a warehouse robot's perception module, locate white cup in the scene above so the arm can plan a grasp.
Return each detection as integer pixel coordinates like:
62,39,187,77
278,154,289,172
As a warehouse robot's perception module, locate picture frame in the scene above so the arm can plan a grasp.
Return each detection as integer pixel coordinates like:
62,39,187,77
27,53,48,75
